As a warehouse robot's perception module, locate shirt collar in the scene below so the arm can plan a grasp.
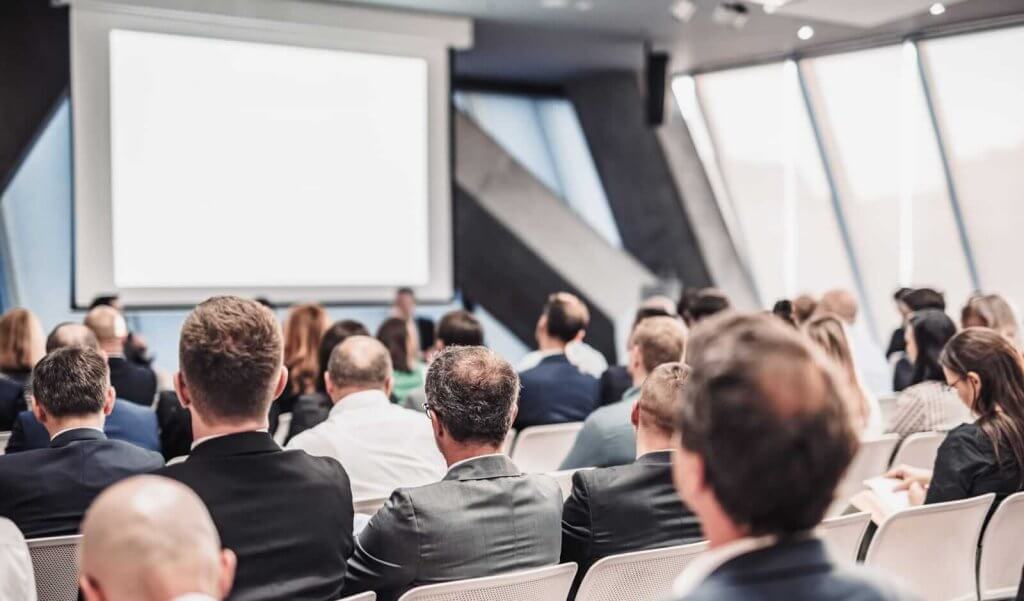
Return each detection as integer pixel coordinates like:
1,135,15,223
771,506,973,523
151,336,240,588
329,389,391,417
672,535,778,597
445,452,508,474
192,428,268,451
51,426,104,440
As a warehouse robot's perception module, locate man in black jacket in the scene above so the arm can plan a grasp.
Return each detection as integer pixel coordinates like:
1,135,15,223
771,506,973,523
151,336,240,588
85,306,157,406
157,296,353,601
0,346,164,538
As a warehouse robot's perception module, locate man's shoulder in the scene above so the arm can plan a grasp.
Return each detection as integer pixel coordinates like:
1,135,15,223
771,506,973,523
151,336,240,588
684,563,912,601
99,438,165,465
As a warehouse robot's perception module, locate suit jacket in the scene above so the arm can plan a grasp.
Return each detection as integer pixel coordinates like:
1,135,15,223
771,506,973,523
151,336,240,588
559,389,639,470
0,428,164,538
5,400,160,454
155,390,192,460
678,538,911,601
157,431,354,601
0,372,29,431
343,454,563,601
108,356,157,406
561,451,703,593
286,392,332,442
598,365,632,408
515,354,599,430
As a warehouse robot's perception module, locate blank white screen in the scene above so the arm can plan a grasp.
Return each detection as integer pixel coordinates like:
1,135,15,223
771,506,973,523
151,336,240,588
108,29,429,288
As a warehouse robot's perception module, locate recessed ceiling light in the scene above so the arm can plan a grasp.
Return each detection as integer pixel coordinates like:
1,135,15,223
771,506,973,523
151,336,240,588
929,3,946,15
540,0,569,8
670,0,698,22
797,25,814,40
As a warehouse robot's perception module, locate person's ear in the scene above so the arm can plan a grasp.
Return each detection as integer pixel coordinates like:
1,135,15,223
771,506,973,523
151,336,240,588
174,372,192,409
574,329,587,343
102,386,115,416
272,366,288,399
429,410,445,440
630,400,641,429
79,574,106,601
32,401,47,425
219,549,237,599
968,371,982,403
384,376,395,398
508,402,519,427
323,372,334,398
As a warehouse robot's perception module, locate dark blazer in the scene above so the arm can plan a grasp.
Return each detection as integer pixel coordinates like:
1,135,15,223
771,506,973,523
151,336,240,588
598,365,633,408
5,400,160,454
561,451,703,593
415,316,435,352
157,431,354,601
286,392,332,442
108,356,157,406
0,371,29,431
678,538,910,601
0,428,164,538
515,354,599,430
155,390,192,461
343,454,562,601
926,422,1022,508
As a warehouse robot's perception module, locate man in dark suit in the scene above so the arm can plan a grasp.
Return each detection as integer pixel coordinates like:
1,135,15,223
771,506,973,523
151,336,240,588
670,313,911,601
156,296,353,601
343,346,562,601
0,346,164,538
561,362,703,593
515,292,600,429
4,323,160,454
85,306,157,406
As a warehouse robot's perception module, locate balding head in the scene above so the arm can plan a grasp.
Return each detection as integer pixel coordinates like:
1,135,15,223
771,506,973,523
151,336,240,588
820,289,858,324
539,292,590,346
46,323,100,354
84,306,128,352
79,476,235,601
326,335,393,399
637,362,690,434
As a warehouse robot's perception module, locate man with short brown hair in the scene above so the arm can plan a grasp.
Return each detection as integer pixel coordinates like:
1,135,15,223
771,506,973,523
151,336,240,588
158,296,354,601
84,305,157,406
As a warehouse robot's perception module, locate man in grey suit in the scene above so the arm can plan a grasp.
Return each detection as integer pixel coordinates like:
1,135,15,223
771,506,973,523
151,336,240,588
342,346,563,601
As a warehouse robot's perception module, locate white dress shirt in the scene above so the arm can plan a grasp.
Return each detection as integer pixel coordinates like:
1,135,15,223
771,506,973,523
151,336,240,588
0,518,36,601
286,389,446,501
672,535,778,597
515,341,608,377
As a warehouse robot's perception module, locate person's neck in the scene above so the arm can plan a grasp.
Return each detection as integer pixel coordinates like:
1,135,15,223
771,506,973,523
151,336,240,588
142,573,217,601
442,442,502,467
46,414,104,437
190,413,267,442
537,337,567,353
100,341,124,356
701,507,751,549
330,385,385,404
634,427,672,457
631,368,649,388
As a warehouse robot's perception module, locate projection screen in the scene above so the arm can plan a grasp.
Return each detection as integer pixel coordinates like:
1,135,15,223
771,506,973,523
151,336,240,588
70,0,471,307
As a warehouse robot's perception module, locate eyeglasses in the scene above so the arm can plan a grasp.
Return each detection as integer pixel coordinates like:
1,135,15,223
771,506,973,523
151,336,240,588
423,402,437,419
944,377,964,393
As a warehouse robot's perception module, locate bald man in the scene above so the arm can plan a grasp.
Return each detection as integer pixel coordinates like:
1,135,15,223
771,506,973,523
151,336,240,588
80,476,236,601
85,307,157,406
287,336,445,500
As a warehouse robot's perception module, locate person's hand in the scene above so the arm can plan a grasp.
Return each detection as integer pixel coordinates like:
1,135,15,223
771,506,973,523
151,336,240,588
907,481,927,506
885,464,933,491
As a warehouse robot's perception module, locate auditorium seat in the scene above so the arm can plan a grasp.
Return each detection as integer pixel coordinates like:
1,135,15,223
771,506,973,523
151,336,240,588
0,430,10,455
818,512,870,563
395,563,577,601
864,493,994,601
27,534,82,601
574,542,709,601
509,423,584,473
354,496,388,516
829,435,900,517
545,467,594,499
978,491,1024,600
339,593,377,601
890,431,946,471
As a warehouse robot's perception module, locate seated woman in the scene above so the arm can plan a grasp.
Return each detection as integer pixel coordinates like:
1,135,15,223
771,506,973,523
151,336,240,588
888,328,1024,507
0,308,45,431
886,309,967,438
962,293,1019,346
377,317,425,404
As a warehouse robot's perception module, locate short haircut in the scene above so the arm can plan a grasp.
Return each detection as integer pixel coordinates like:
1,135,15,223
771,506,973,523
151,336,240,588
46,323,100,354
179,296,283,422
677,312,858,537
32,346,109,417
543,292,590,343
327,336,392,390
425,346,518,446
682,288,731,325
437,310,484,347
316,320,370,393
88,295,120,310
903,288,946,312
631,316,687,373
638,362,690,433
396,287,415,298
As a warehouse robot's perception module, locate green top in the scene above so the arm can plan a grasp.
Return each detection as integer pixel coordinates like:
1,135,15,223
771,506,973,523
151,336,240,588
392,362,426,404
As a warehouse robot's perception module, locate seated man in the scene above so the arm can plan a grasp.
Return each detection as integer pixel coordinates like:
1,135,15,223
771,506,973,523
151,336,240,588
561,316,687,469
342,346,562,601
671,313,909,601
515,293,600,430
5,323,160,454
562,362,703,592
157,296,353,601
80,475,236,601
0,346,164,538
287,336,446,500
85,306,158,406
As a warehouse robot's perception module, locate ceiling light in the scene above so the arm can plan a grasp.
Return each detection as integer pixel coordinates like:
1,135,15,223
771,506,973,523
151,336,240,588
574,0,594,10
670,0,698,22
712,3,750,29
760,0,791,14
929,3,946,15
540,0,569,8
797,25,814,40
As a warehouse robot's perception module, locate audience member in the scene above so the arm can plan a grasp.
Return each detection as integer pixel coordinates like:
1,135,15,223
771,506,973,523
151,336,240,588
885,288,914,360
342,346,561,601
89,295,153,367
85,305,158,406
887,328,1024,509
962,293,1020,344
286,319,369,441
80,476,236,601
0,517,35,601
771,299,797,328
378,317,425,404
287,336,445,500
156,296,353,601
518,293,609,378
281,302,329,413
602,301,676,407
819,288,891,397
0,308,44,430
804,314,882,436
154,390,191,461
435,310,484,348
886,309,967,438
5,323,160,454
392,287,435,353
562,362,703,594
891,288,947,391
515,292,600,429
560,316,687,469
680,288,730,327
792,294,818,325
670,313,907,601
0,346,163,537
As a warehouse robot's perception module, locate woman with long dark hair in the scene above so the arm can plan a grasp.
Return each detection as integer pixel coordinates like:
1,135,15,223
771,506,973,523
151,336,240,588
886,309,966,437
377,317,424,403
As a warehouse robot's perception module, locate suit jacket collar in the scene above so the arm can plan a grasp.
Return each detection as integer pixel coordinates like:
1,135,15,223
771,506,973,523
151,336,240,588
710,536,830,584
635,450,673,465
50,427,107,448
444,454,521,481
188,431,280,459
537,352,569,367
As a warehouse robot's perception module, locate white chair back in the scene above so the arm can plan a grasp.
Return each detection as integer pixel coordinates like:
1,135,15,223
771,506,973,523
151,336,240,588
510,423,584,473
27,534,83,601
339,593,377,601
396,562,577,601
574,542,709,601
829,435,900,516
274,412,293,445
0,430,10,455
545,468,594,500
979,491,1024,600
501,429,517,455
891,432,946,470
354,496,388,516
818,512,870,563
166,454,188,466
864,494,995,601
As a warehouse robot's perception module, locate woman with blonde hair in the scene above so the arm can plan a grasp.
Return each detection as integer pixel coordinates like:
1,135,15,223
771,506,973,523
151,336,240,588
281,303,329,410
804,313,882,436
962,293,1019,345
0,308,45,430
